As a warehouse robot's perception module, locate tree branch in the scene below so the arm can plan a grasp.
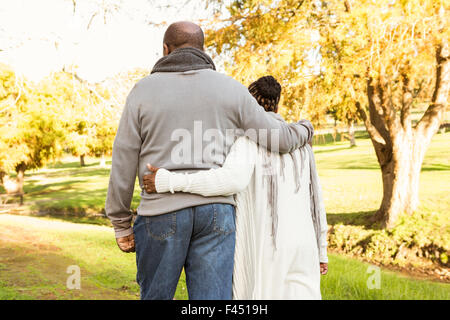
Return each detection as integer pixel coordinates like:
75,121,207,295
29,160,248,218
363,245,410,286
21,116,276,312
289,0,305,17
357,101,392,168
367,77,391,143
400,71,413,130
357,102,386,145
344,0,352,13
87,12,98,30
416,42,450,140
375,73,399,134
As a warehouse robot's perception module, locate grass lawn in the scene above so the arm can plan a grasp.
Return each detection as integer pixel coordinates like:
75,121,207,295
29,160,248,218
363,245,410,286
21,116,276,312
314,131,450,223
0,214,448,300
0,132,449,299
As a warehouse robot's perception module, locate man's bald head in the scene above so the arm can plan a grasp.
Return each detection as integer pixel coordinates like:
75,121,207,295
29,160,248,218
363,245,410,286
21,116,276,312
163,21,204,54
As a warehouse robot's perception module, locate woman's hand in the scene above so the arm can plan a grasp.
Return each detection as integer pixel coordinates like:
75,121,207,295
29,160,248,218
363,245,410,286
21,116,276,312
143,163,160,193
320,263,328,275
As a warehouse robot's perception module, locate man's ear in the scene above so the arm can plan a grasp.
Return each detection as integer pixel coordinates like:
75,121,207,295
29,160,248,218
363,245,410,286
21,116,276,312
163,43,169,56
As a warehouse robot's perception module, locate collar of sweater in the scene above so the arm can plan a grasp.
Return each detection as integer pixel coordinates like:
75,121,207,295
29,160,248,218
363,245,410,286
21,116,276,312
151,47,216,74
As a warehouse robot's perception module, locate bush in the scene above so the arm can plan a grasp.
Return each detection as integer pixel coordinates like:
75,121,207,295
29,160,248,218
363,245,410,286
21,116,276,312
327,211,450,279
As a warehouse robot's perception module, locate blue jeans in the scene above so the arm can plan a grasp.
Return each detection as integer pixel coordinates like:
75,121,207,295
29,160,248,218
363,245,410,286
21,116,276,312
133,203,236,300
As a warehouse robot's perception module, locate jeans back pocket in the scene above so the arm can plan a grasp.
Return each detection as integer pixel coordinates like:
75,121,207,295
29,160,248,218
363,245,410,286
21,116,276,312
213,204,236,235
144,213,176,241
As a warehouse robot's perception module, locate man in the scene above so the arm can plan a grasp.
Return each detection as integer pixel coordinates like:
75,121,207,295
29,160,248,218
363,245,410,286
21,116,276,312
105,21,313,300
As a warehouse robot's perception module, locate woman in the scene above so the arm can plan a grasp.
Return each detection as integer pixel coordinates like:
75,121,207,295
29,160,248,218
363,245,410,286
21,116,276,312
143,76,328,299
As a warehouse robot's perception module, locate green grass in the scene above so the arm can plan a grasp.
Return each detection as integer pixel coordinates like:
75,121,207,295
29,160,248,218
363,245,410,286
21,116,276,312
0,132,449,299
0,213,448,300
21,158,140,215
0,214,182,300
313,132,449,270
2,156,140,226
314,131,450,226
322,254,449,300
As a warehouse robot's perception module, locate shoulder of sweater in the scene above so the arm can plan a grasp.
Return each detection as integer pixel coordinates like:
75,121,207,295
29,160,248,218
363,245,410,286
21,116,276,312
131,71,186,88
180,69,247,91
132,73,160,87
136,69,246,90
266,112,285,121
124,76,152,101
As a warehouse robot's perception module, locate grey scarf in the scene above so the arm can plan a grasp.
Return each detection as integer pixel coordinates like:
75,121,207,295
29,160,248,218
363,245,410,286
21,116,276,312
262,124,324,255
151,47,216,74
305,144,324,253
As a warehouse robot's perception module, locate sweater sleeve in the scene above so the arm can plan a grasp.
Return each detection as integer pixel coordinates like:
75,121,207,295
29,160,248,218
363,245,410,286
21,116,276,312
155,137,257,197
105,86,141,238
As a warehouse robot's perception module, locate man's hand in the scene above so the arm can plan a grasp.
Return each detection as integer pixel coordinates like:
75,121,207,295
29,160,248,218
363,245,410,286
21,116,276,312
320,263,328,275
143,164,159,193
116,234,135,253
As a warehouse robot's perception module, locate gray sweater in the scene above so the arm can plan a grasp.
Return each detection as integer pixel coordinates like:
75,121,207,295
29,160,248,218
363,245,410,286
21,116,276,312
105,68,312,238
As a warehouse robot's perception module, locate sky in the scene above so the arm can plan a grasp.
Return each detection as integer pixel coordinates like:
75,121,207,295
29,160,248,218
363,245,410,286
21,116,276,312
0,0,214,82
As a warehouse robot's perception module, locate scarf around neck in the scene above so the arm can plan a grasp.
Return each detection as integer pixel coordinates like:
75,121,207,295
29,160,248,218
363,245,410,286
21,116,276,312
151,47,216,74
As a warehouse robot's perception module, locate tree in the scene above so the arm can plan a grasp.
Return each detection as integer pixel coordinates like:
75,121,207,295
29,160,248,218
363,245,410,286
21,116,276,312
46,69,110,167
36,70,90,166
204,0,449,228
0,61,146,194
0,64,65,194
316,0,449,228
65,67,148,166
0,64,28,190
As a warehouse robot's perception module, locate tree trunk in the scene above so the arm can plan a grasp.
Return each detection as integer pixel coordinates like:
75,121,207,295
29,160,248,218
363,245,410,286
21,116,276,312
374,133,426,228
80,155,85,167
332,123,338,142
348,121,356,147
15,162,26,195
361,41,449,229
99,153,106,168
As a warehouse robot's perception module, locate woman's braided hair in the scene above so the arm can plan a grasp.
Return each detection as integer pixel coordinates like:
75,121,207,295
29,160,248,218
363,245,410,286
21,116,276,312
248,76,282,113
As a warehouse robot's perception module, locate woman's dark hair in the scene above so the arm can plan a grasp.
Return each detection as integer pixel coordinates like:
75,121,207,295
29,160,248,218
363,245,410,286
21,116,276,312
248,76,282,113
